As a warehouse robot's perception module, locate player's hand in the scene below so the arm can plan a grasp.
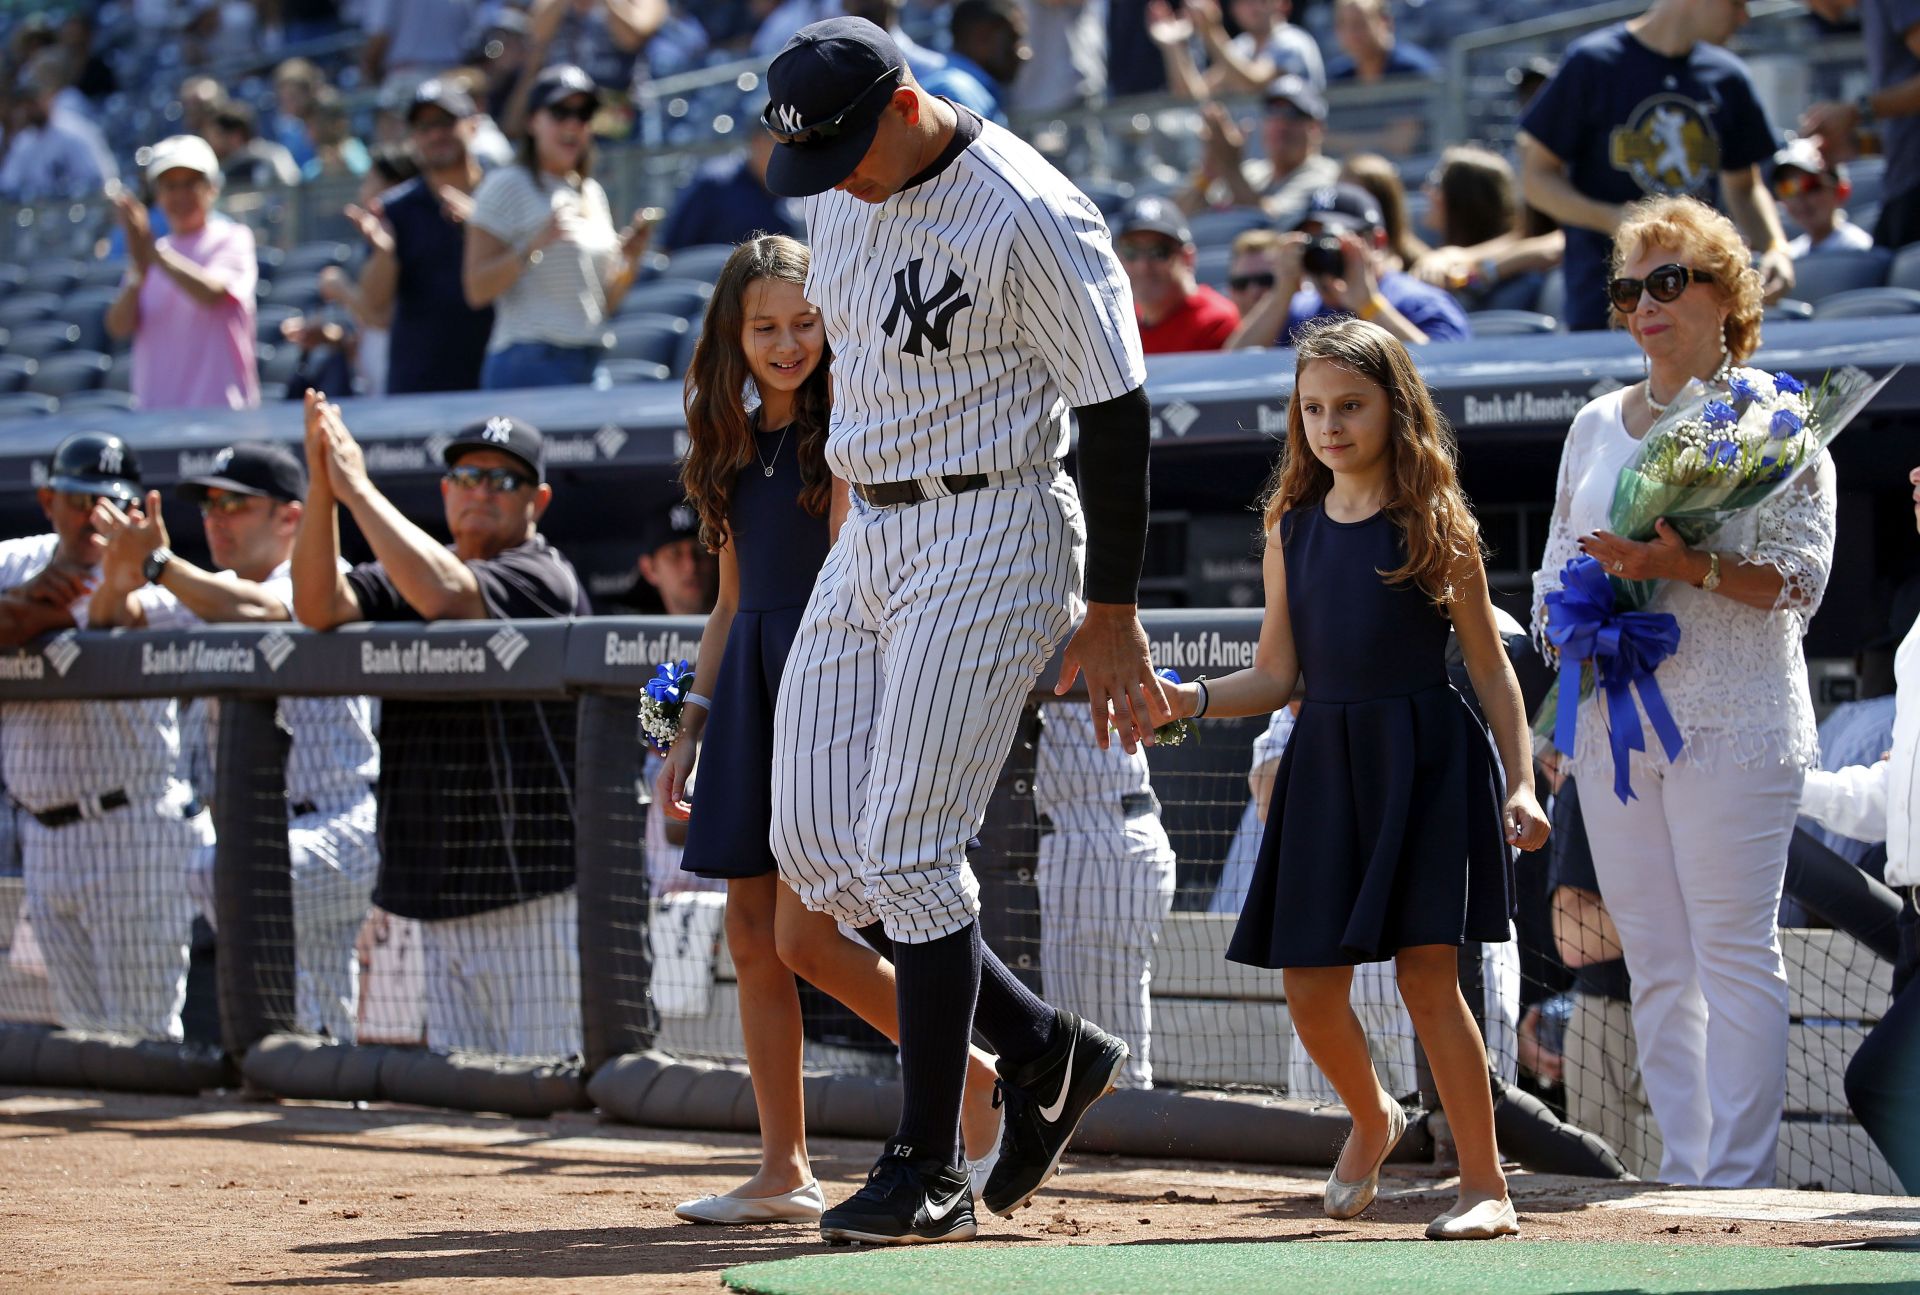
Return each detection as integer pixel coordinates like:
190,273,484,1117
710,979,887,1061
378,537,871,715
1504,787,1550,852
655,739,698,821
343,202,396,256
93,490,170,565
1755,244,1795,304
302,389,333,485
17,555,95,607
1057,603,1172,753
317,398,372,504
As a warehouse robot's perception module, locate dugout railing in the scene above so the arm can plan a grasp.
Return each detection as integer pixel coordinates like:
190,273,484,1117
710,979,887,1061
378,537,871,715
0,611,1901,1192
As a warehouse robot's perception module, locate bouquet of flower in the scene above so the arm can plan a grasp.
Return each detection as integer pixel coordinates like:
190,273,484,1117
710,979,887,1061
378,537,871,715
638,659,695,753
1542,363,1896,802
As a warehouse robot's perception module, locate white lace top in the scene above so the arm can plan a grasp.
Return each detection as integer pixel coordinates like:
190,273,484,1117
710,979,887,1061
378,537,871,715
1529,381,1837,776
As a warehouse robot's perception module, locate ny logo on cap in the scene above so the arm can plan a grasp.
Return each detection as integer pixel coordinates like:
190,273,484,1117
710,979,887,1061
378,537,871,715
212,448,234,473
773,103,802,133
483,417,514,444
97,444,124,475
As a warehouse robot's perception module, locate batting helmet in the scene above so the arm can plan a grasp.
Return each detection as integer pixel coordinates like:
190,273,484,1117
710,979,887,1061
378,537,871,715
46,432,142,503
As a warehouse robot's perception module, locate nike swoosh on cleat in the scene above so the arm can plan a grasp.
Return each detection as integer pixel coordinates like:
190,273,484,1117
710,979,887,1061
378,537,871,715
1036,1034,1076,1124
924,1188,967,1223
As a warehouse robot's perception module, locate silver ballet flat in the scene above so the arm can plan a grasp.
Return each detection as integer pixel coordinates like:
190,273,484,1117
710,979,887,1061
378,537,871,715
1425,1195,1519,1240
1322,1100,1408,1220
673,1180,826,1225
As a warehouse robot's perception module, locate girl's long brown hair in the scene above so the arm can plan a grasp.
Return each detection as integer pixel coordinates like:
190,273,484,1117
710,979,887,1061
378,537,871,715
1260,317,1481,609
680,234,832,551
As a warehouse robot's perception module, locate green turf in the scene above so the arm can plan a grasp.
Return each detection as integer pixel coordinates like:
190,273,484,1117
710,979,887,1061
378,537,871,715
721,1240,1920,1295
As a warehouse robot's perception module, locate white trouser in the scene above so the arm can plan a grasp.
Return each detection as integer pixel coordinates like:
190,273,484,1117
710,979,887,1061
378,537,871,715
21,783,208,1040
772,472,1084,943
186,795,380,1042
420,888,581,1059
1576,741,1800,1188
1036,806,1175,1089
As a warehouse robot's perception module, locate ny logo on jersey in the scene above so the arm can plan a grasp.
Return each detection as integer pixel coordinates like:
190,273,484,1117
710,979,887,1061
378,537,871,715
881,258,972,356
482,417,515,444
772,103,803,133
97,444,124,475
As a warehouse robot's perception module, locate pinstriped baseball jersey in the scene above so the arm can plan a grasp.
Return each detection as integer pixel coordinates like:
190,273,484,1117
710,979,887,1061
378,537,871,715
800,115,1146,483
259,562,380,808
0,534,191,811
1032,702,1154,821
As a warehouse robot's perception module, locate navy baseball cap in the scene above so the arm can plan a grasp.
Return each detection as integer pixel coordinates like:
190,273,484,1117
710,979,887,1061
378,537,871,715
528,63,598,116
640,501,702,555
1265,74,1327,123
408,77,476,123
178,441,306,504
1116,195,1193,247
762,17,908,198
1295,183,1384,234
443,415,546,481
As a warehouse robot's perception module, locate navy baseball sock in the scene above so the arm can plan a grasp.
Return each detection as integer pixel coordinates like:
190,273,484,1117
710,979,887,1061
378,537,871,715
888,921,982,1167
858,920,1056,1068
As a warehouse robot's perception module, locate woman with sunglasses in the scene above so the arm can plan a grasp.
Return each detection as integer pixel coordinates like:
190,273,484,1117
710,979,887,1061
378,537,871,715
463,63,652,390
1528,195,1836,1189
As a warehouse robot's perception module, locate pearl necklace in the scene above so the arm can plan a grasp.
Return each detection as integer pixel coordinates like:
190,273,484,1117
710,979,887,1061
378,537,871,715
1645,347,1733,417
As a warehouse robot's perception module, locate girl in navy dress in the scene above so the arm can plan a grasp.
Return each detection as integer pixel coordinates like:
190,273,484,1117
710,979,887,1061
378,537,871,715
1163,318,1549,1239
657,235,1001,1225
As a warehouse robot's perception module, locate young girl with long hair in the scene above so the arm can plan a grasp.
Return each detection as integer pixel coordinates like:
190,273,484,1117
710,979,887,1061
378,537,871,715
1164,317,1550,1239
658,235,1001,1225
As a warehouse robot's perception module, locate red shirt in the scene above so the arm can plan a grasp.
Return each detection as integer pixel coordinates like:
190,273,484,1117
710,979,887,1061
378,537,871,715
1138,284,1240,354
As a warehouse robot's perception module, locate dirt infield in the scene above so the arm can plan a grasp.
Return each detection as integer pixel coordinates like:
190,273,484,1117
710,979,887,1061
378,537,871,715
4,1088,1916,1293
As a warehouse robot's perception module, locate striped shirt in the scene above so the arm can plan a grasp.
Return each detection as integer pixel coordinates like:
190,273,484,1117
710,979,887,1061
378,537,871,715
801,115,1146,483
469,165,620,351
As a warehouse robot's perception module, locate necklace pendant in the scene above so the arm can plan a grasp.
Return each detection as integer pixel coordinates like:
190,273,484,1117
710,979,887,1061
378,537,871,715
763,463,776,477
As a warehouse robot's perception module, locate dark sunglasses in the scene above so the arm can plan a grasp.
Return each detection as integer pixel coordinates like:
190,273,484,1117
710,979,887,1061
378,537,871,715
1229,271,1277,292
1607,263,1714,312
1772,170,1828,200
1118,243,1176,264
761,67,900,146
444,465,533,494
542,100,595,124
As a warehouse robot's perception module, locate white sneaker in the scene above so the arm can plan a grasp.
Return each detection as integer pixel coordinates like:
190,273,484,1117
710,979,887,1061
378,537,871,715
673,1180,826,1225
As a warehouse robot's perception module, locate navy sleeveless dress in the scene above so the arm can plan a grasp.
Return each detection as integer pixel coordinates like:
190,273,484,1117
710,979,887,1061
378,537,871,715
680,420,830,880
1226,503,1513,969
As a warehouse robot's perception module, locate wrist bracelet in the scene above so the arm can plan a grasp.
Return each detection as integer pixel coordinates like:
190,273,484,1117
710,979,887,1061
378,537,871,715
1192,677,1210,719
684,691,713,712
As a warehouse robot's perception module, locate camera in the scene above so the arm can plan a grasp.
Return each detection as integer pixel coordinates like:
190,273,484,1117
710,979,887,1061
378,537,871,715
1301,232,1347,278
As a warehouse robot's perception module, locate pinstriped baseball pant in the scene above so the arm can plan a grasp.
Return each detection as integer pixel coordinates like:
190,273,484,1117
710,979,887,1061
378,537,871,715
772,471,1085,945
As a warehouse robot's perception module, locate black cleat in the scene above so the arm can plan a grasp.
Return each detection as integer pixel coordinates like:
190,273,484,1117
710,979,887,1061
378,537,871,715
981,1010,1128,1217
819,1145,977,1246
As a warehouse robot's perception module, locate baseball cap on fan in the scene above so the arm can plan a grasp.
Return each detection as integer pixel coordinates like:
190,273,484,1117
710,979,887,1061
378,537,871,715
1295,183,1384,234
442,415,546,481
761,17,908,198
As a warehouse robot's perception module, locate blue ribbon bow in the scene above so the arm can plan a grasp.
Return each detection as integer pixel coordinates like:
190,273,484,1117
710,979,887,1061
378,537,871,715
645,659,691,704
1543,557,1686,802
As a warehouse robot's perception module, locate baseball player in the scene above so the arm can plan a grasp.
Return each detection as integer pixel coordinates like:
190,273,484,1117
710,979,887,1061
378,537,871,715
88,442,380,1042
0,433,211,1040
292,394,590,1058
1032,703,1175,1090
760,18,1168,1244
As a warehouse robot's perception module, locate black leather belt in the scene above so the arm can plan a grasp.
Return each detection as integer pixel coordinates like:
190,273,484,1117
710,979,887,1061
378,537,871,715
853,474,989,508
32,789,130,828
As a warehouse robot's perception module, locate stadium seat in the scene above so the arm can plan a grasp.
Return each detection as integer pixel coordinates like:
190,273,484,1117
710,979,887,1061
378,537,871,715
1888,242,1920,292
605,313,690,367
0,263,24,293
280,240,353,273
79,258,129,288
0,354,35,393
25,350,112,398
1080,179,1136,217
1790,247,1892,302
1764,298,1815,323
106,350,134,393
1187,207,1273,249
255,244,286,281
1533,267,1566,324
21,259,87,296
673,324,703,377
4,321,82,360
1194,245,1234,292
662,244,737,284
0,392,59,419
54,388,138,414
1465,309,1559,336
0,292,65,329
596,357,672,385
261,272,324,309
257,343,303,393
1811,286,1920,319
616,277,713,320
61,286,125,353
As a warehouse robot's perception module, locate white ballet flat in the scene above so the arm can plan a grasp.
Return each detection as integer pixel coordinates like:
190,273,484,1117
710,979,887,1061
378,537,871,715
1322,1101,1408,1220
1425,1195,1519,1240
965,1110,1006,1199
673,1180,826,1225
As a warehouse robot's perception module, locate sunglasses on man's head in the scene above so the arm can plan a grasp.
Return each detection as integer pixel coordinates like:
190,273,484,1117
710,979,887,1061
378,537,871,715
1607,263,1714,312
444,465,533,494
1229,271,1277,292
761,68,900,146
1771,170,1828,200
543,100,595,124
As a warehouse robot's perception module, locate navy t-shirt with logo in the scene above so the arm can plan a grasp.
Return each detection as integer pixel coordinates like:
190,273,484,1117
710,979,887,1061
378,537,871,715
347,534,590,920
1520,24,1779,331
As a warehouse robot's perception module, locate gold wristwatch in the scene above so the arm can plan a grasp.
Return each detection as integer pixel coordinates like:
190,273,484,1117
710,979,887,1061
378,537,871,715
1699,551,1722,593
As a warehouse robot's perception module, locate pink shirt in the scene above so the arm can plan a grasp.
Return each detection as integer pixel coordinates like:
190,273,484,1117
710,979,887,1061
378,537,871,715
132,216,260,411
